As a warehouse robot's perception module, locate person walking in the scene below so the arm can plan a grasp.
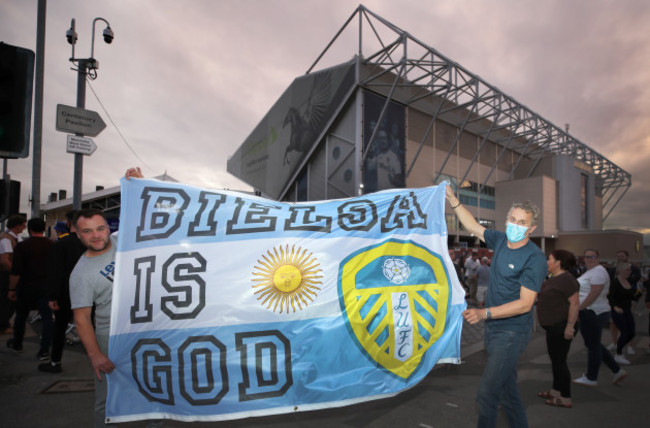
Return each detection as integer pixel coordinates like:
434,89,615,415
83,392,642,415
608,262,637,365
606,250,641,355
536,249,580,408
446,186,547,428
0,215,26,334
573,249,627,387
39,211,86,373
5,218,54,358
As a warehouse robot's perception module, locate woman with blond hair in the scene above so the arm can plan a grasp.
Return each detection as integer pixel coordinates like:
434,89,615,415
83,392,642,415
608,262,637,365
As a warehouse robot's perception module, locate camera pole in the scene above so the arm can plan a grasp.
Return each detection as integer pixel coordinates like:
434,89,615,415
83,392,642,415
72,58,87,210
66,18,113,210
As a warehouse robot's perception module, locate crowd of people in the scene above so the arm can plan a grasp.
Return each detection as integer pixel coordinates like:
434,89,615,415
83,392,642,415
1,210,85,375
1,174,648,428
445,188,649,427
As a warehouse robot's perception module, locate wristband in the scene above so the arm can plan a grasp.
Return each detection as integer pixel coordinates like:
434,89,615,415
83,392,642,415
451,202,461,209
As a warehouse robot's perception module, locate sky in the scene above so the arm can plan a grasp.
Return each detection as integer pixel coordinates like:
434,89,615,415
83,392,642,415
2,0,650,243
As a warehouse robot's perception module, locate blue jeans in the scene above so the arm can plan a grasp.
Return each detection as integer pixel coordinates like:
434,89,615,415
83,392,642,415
477,323,531,428
578,309,620,380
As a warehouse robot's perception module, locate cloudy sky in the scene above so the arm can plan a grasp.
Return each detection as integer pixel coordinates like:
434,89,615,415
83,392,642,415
2,0,649,242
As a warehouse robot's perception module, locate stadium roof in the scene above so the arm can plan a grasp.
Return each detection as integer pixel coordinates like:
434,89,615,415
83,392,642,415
306,5,631,221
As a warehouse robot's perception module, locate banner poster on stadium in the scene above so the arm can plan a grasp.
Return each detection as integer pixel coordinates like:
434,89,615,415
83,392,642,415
106,178,466,423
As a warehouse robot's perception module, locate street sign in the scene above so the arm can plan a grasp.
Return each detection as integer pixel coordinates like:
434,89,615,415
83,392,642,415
56,104,106,136
66,134,97,155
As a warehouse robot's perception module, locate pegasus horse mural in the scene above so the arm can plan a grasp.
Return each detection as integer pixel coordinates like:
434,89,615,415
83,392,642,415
282,71,332,165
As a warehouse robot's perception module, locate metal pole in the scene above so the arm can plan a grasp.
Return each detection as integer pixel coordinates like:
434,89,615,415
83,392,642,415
31,0,46,218
72,59,87,210
2,160,9,228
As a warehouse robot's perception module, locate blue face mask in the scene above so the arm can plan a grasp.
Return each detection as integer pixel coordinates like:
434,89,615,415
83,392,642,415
506,222,529,243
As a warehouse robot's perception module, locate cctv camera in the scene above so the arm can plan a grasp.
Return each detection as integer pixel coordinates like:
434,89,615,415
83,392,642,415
103,27,114,44
66,19,77,45
66,28,78,45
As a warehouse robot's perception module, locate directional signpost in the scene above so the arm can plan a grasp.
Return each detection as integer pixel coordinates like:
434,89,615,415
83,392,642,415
55,103,106,209
56,104,106,137
66,135,97,155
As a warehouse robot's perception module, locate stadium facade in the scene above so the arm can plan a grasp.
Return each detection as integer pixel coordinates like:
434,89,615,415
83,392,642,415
227,5,643,262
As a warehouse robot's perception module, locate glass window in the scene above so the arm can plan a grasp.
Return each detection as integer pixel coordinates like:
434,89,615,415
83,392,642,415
297,168,308,202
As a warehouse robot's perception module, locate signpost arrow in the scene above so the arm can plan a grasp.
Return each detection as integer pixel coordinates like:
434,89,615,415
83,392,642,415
66,135,97,156
56,104,106,136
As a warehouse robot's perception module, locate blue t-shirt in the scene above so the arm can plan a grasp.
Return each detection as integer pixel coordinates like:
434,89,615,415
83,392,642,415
484,229,547,332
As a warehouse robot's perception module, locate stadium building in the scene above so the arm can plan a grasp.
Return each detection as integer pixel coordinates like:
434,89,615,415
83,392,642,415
227,5,642,262
40,6,643,263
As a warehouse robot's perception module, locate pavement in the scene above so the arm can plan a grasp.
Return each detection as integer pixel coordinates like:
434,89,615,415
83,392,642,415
1,307,649,428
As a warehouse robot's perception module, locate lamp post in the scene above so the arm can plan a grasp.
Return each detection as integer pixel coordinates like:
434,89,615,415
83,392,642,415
66,17,114,209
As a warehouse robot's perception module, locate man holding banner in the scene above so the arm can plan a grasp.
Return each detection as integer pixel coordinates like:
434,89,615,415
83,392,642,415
103,168,466,423
69,208,119,427
70,197,162,428
446,186,546,428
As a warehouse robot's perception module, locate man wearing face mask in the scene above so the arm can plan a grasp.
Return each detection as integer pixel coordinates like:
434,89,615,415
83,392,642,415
446,185,547,428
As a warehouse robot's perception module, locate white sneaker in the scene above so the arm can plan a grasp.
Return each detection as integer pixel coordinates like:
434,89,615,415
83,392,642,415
612,369,627,385
606,343,616,352
573,374,598,387
614,354,631,365
626,345,636,355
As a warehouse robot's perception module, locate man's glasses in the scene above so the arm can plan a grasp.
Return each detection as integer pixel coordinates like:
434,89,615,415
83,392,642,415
584,255,598,259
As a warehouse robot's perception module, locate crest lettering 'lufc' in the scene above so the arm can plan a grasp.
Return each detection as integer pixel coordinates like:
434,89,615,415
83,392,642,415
339,240,449,379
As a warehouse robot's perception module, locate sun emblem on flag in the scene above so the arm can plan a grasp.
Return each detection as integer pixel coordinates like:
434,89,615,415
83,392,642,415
251,244,323,313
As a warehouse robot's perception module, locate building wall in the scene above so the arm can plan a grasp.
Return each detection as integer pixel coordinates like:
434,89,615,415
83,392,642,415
593,195,603,230
556,230,645,263
554,155,600,231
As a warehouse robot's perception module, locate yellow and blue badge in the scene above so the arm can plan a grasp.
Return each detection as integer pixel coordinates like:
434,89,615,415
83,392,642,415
338,239,449,379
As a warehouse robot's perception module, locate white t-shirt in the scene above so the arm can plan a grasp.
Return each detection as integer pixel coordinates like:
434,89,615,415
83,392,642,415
465,257,480,277
0,231,23,254
577,264,611,314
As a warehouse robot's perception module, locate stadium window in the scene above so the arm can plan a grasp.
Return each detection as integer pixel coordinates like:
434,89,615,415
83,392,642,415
480,199,495,210
459,194,478,206
297,168,308,201
445,213,457,231
479,219,495,229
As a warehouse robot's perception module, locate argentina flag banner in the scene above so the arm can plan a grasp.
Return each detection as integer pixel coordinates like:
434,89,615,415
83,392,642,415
106,178,466,423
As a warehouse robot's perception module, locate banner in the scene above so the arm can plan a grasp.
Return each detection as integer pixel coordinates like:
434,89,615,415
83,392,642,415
107,179,465,423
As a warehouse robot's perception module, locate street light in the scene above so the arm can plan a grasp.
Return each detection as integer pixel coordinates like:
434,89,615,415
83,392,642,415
65,17,114,209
